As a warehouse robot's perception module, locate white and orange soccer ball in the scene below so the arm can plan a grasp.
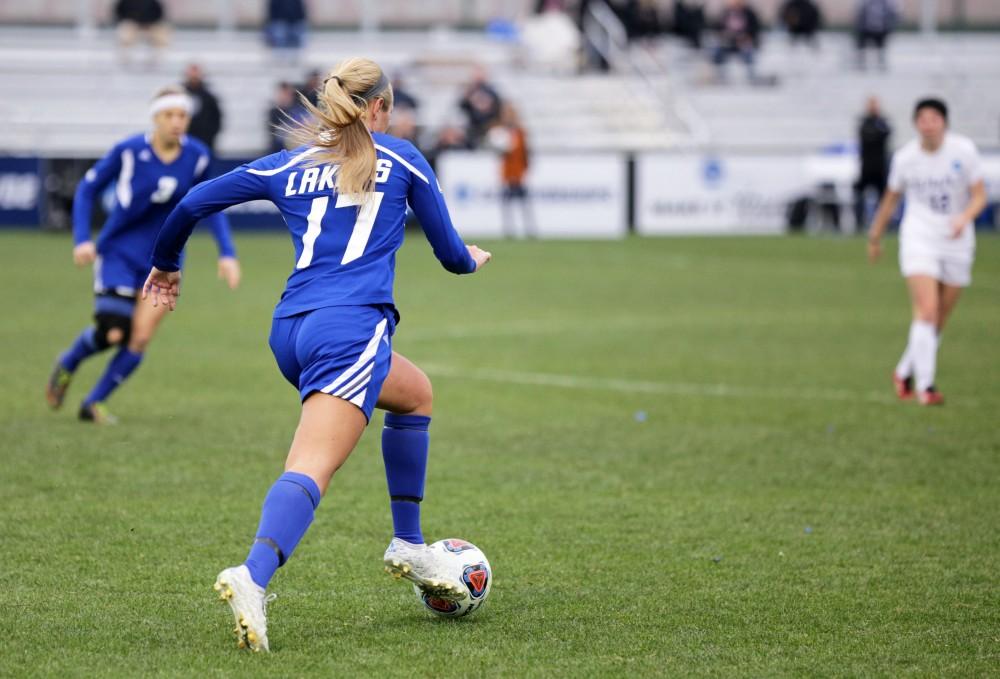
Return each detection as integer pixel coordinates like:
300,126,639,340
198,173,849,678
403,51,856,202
415,539,492,618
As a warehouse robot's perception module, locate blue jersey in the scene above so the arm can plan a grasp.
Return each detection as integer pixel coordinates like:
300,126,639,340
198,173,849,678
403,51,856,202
151,132,476,317
73,133,236,273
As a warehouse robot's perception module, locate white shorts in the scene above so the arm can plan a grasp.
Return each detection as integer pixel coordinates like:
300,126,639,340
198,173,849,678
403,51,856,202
899,244,974,287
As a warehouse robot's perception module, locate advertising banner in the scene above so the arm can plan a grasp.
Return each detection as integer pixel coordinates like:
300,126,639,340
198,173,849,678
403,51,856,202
0,157,43,226
437,151,627,239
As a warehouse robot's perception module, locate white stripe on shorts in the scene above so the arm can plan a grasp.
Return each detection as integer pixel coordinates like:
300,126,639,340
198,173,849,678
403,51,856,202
320,318,388,397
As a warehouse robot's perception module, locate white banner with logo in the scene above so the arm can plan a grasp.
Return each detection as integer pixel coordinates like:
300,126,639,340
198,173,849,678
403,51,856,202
437,151,627,239
636,154,813,235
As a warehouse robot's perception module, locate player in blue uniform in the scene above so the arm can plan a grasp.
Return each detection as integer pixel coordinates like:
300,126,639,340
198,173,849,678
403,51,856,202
143,58,492,652
46,86,241,424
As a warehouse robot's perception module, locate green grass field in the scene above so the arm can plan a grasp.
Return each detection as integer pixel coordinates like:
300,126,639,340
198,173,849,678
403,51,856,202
2,231,998,677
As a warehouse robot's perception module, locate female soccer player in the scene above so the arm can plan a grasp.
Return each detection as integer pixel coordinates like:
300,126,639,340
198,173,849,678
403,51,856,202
143,58,491,652
868,98,987,405
46,86,240,424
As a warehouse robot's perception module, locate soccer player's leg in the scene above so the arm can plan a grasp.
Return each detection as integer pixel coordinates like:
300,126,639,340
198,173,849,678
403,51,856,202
216,308,381,651
79,292,167,422
46,259,130,409
376,351,466,602
904,274,943,405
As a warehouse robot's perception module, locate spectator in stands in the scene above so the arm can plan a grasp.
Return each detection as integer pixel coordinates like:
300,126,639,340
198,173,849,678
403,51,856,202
779,0,822,49
427,124,472,171
114,0,170,67
854,96,892,231
183,64,223,155
523,2,582,74
298,69,323,107
266,0,308,64
673,1,706,50
459,66,503,146
267,81,297,153
392,74,420,112
855,0,898,71
488,104,536,239
621,0,665,42
389,108,420,148
711,0,762,82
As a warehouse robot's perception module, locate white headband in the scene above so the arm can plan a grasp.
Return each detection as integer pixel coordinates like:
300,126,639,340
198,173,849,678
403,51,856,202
150,93,194,117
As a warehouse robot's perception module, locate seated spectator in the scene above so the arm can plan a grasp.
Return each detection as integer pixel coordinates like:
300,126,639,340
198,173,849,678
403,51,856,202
780,0,822,48
621,0,665,42
673,1,706,50
298,69,323,107
183,63,223,155
522,4,582,74
458,66,503,146
711,0,762,82
267,81,297,153
427,124,473,171
855,0,898,71
114,0,169,67
388,108,419,147
266,0,307,64
392,74,420,112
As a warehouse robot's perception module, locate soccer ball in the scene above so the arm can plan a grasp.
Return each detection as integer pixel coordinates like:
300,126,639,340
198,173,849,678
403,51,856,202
415,539,492,618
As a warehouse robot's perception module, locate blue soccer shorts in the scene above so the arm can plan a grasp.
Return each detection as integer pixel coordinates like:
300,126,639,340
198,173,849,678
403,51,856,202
268,304,396,421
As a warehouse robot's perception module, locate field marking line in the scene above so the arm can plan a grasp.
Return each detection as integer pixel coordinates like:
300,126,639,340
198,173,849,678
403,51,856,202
421,364,909,405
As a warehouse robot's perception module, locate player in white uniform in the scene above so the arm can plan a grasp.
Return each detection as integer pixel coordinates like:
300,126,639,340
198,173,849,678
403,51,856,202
867,98,987,405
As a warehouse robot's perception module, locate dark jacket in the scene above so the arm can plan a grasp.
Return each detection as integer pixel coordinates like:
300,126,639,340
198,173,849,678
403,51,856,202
780,0,822,36
184,82,223,153
114,0,164,25
858,114,891,174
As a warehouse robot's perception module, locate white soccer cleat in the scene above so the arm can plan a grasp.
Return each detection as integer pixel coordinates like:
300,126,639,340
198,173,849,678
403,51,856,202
213,565,274,652
383,537,468,602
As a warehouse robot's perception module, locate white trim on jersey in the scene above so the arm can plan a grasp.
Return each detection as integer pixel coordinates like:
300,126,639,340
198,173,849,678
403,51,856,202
116,149,135,208
319,318,388,400
194,153,210,179
374,144,429,184
247,147,321,176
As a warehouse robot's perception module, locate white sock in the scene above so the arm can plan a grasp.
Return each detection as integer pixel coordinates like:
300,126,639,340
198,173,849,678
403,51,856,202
894,340,914,378
909,320,939,392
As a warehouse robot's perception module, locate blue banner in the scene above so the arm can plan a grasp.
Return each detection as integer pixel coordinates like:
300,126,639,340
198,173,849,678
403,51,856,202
0,157,43,226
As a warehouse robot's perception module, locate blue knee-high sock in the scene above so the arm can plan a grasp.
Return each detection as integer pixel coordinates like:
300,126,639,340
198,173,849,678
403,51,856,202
83,348,143,405
382,413,431,545
244,471,322,589
59,327,103,372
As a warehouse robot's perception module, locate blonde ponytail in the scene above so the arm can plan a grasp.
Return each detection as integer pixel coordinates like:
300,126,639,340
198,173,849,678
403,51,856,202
289,57,394,198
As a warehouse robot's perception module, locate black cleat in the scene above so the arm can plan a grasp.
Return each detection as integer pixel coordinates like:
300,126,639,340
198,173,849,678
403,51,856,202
78,402,118,425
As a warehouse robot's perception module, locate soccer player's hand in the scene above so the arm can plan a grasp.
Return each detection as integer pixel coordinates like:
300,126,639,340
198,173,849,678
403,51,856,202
142,267,182,311
467,245,492,271
949,214,967,239
73,242,96,267
218,257,241,290
867,238,882,263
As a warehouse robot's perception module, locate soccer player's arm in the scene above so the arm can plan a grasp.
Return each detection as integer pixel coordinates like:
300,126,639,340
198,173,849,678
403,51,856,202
954,145,987,238
71,143,123,262
192,154,240,288
868,153,903,261
151,162,270,274
405,147,490,274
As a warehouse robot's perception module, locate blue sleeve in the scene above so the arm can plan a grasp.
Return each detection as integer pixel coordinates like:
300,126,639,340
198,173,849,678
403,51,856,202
151,163,269,272
405,148,477,274
72,144,123,245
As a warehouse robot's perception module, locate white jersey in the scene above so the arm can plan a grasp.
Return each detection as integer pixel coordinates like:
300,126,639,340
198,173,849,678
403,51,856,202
887,132,983,254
